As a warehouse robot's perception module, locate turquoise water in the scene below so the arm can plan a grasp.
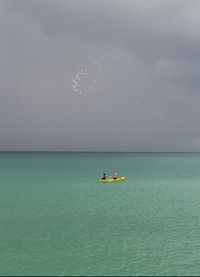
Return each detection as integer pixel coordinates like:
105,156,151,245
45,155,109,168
1,153,200,276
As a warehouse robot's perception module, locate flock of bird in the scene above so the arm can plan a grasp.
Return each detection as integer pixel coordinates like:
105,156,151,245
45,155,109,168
72,60,101,94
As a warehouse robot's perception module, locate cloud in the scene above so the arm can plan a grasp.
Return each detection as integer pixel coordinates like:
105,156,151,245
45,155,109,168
0,0,200,151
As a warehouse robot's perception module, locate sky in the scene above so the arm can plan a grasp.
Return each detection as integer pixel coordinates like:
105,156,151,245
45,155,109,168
1,0,200,151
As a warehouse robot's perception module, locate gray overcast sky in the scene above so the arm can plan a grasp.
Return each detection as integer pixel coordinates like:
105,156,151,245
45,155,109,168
1,0,200,151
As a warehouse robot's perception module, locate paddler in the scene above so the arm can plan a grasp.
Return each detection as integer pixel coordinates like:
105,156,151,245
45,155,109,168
112,172,120,179
101,173,108,180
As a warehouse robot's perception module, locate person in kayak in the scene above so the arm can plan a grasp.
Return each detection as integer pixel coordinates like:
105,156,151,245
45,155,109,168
101,173,108,180
112,172,121,180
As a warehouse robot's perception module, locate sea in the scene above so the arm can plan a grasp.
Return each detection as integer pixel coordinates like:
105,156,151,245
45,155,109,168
0,152,200,276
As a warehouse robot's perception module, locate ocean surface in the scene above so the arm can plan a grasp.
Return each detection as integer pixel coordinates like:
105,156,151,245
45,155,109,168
1,152,200,276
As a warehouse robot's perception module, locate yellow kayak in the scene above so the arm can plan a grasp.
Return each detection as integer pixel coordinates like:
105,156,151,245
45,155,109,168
99,177,126,182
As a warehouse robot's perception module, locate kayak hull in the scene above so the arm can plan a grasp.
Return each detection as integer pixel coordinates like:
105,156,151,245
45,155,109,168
99,177,126,182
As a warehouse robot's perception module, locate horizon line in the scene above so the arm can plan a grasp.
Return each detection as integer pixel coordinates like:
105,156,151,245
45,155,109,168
0,151,200,153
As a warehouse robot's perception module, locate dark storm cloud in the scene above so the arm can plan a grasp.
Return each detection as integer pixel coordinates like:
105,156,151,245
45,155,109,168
0,0,200,151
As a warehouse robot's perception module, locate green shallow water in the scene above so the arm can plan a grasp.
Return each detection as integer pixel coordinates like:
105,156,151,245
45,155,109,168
1,152,200,276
